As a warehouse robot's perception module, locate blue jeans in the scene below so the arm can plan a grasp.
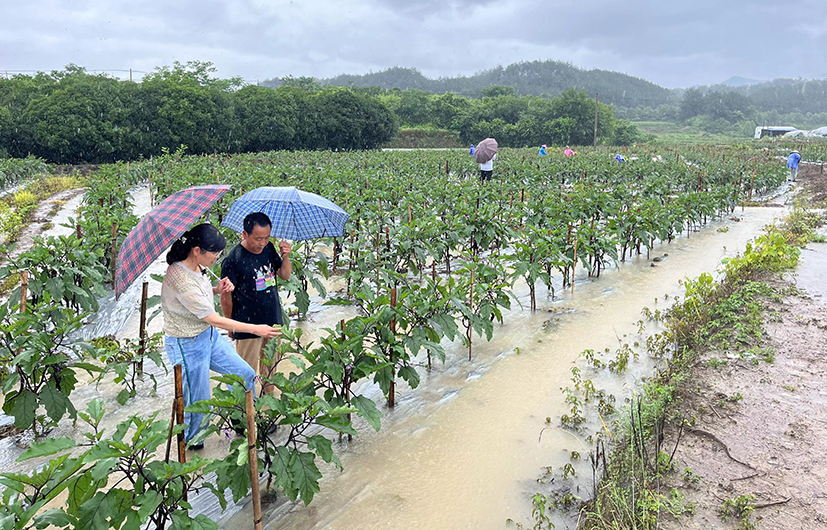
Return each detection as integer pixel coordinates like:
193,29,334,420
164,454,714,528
165,327,256,443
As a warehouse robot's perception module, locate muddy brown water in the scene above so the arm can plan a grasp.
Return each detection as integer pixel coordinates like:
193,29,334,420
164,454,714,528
230,208,786,530
0,192,786,529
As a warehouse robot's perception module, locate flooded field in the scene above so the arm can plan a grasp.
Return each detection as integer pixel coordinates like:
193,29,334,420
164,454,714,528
0,184,786,529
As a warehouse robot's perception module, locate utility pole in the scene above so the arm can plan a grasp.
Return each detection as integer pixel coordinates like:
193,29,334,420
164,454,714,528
593,93,599,147
129,68,132,82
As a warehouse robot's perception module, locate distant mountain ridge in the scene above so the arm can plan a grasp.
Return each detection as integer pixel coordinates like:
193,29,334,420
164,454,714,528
262,61,827,114
721,76,762,87
264,60,676,108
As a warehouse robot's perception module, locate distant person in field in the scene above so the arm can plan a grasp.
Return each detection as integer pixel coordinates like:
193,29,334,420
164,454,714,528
161,223,279,448
539,145,548,156
469,144,475,156
221,212,292,393
787,150,801,182
480,153,496,181
564,146,576,157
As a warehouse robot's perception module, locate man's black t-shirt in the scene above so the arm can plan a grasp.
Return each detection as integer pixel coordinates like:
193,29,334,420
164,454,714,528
221,242,283,340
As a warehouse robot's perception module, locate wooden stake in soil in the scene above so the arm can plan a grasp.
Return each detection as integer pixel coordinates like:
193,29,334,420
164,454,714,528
19,271,28,314
571,235,579,295
137,281,148,374
245,390,263,530
174,364,186,465
341,319,353,441
468,269,474,361
165,399,176,463
389,288,397,407
111,222,118,285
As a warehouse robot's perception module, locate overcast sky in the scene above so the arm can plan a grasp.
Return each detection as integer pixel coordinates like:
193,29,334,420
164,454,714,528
3,0,826,89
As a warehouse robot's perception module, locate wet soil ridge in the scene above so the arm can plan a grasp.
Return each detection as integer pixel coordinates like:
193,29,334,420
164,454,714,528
661,275,827,529
8,188,86,260
658,166,827,530
575,165,827,529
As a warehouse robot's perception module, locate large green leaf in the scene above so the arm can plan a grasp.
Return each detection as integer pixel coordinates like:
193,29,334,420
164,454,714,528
18,436,75,462
40,383,69,424
295,289,310,317
32,509,73,529
315,414,357,436
351,395,381,432
306,435,340,470
289,450,322,505
66,473,100,514
0,514,15,530
10,389,37,429
398,365,421,389
90,458,120,482
171,512,217,530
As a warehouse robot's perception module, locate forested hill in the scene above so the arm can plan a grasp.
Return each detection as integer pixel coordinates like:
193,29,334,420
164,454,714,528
690,78,827,114
263,60,675,107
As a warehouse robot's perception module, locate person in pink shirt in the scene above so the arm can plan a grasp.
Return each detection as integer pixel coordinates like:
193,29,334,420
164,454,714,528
564,146,576,157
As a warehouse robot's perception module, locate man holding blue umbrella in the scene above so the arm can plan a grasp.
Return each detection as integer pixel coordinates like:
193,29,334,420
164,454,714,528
220,212,291,386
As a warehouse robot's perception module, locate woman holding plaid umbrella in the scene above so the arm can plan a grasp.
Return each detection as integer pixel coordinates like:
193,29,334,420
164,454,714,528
161,223,280,449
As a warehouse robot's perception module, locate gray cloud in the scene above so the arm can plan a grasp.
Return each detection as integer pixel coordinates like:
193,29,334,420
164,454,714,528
2,0,826,88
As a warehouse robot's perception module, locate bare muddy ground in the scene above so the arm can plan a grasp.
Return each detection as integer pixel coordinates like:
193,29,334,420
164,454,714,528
660,169,827,529
6,187,86,259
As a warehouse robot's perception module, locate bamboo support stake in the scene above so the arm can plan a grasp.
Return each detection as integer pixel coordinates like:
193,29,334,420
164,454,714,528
165,401,176,463
408,204,412,224
571,235,579,295
138,281,148,374
174,365,187,465
468,270,474,361
111,222,118,285
19,271,28,313
347,231,355,295
341,319,353,441
245,390,263,530
389,288,397,408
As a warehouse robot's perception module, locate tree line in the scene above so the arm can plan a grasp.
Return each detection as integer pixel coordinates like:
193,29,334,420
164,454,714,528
618,80,827,137
403,86,640,146
0,63,645,164
331,84,640,147
0,62,398,164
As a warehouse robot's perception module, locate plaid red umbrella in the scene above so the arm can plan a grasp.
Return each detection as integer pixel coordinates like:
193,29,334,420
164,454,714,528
115,184,231,298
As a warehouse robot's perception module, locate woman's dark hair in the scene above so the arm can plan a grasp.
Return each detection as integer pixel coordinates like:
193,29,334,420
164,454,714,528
166,223,227,265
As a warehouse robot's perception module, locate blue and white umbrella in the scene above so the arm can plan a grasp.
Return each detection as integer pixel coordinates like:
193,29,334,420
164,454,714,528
221,187,349,240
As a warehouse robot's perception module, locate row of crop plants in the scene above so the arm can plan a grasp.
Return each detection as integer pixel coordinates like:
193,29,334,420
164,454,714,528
0,145,785,530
